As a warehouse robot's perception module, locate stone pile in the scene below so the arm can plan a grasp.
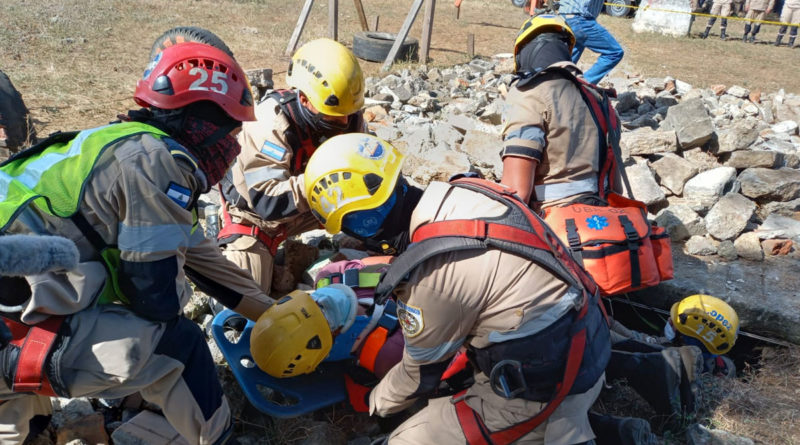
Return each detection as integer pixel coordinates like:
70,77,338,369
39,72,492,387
360,56,800,262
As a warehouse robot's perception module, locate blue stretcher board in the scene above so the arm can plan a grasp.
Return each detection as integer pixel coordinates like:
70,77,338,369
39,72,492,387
211,309,370,418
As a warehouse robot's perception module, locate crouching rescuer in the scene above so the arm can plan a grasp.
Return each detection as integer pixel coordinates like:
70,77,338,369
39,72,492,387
256,133,612,444
0,38,275,444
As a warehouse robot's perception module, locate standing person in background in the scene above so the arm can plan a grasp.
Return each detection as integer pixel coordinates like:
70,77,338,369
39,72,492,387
742,0,775,42
557,0,625,85
701,0,734,39
775,0,800,46
218,38,366,295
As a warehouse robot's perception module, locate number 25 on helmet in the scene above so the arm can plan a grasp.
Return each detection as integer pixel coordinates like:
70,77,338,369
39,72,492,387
134,41,256,122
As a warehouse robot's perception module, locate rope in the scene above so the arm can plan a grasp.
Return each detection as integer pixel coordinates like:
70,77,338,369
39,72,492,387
602,1,800,27
609,297,796,348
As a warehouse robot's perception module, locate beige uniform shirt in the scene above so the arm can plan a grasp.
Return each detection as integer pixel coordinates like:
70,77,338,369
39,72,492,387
501,62,621,208
369,182,577,414
225,96,322,247
8,132,273,322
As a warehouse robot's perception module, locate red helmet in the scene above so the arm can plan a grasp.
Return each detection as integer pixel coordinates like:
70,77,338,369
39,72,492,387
134,42,256,122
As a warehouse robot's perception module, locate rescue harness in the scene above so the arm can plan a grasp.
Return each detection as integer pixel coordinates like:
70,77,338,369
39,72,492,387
0,315,64,397
373,177,611,444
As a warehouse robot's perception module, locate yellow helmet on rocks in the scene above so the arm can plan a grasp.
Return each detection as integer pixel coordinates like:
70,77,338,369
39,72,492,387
287,39,365,117
514,14,576,71
250,290,333,378
304,133,405,235
670,294,739,355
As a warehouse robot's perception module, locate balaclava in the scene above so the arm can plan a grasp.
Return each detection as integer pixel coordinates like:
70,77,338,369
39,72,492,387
517,32,572,75
342,177,424,255
123,101,241,191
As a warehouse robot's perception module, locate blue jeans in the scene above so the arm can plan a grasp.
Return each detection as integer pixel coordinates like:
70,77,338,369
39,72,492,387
565,16,625,85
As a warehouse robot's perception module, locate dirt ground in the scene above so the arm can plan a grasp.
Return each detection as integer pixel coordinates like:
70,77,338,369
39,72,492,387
1,0,799,137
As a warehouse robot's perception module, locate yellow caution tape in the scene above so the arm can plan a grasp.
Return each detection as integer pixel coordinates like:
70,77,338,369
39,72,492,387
602,1,799,26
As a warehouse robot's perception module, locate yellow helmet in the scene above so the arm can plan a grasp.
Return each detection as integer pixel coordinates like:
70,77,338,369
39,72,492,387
514,14,576,72
670,294,739,355
287,39,365,117
304,133,405,235
249,290,333,378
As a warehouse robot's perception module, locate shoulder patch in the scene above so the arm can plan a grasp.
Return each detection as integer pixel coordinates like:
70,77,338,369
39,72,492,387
397,300,424,338
165,182,192,209
260,140,287,161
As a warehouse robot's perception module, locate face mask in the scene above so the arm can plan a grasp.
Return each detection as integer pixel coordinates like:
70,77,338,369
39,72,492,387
341,179,423,256
173,116,241,191
341,189,398,237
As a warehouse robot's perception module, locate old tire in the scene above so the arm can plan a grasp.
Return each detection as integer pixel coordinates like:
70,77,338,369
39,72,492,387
149,26,233,60
352,32,419,63
0,70,35,153
605,0,633,17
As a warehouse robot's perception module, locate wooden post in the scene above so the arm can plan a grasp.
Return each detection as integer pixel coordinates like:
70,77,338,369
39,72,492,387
372,15,380,31
329,0,339,41
420,0,436,65
467,33,475,58
381,0,425,71
286,0,315,56
354,0,369,31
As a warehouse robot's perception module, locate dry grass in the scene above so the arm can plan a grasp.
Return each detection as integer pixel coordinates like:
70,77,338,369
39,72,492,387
703,346,800,444
1,0,798,138
595,346,800,444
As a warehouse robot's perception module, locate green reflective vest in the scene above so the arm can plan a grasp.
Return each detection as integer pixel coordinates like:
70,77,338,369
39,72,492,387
0,121,169,304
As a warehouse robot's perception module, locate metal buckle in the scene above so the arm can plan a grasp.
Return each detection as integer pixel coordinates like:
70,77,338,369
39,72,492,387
489,360,527,399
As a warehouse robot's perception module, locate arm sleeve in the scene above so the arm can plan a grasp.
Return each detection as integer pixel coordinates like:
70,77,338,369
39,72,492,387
500,89,548,162
234,111,310,223
115,148,272,322
369,282,478,416
114,153,200,321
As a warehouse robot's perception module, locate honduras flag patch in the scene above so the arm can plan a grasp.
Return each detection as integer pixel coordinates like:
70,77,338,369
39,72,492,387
260,140,287,161
166,182,192,209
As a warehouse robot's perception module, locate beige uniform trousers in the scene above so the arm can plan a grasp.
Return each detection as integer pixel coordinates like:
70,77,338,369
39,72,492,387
710,1,733,17
388,374,604,445
221,236,275,290
745,9,767,20
781,6,800,23
0,306,230,445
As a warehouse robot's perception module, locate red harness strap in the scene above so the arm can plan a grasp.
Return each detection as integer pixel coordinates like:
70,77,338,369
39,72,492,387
454,322,588,445
2,316,64,397
217,188,287,256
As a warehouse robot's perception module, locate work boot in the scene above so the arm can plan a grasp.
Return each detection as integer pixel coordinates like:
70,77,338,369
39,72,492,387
606,349,684,420
701,26,711,39
743,24,751,41
776,28,786,46
741,32,748,42
789,35,797,48
676,345,704,415
589,413,660,445
720,29,727,40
